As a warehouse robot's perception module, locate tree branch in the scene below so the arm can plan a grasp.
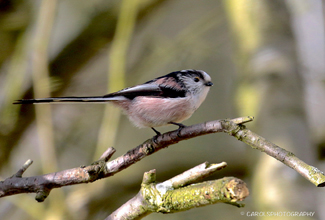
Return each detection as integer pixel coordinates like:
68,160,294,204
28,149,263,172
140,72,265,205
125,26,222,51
0,116,324,202
228,124,325,187
106,162,249,220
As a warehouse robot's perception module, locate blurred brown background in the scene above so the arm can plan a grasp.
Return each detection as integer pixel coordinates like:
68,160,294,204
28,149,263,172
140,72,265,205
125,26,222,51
0,0,324,219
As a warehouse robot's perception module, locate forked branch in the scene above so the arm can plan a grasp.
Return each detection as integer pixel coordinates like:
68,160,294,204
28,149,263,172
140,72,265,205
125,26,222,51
106,162,249,220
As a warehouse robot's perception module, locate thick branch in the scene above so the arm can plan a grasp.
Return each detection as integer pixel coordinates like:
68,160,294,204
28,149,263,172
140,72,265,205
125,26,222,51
106,164,249,220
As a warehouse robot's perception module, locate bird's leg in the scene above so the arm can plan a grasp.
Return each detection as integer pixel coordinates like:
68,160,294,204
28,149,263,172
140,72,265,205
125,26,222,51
151,127,161,144
169,122,186,136
151,127,161,136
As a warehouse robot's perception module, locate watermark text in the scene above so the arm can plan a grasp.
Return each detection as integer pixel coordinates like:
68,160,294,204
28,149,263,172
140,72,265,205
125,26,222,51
241,211,315,217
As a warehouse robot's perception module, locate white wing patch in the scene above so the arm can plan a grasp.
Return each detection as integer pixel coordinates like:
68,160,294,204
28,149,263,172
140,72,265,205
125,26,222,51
115,84,161,95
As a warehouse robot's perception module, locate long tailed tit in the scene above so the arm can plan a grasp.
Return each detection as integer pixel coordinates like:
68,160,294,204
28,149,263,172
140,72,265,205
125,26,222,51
15,69,213,134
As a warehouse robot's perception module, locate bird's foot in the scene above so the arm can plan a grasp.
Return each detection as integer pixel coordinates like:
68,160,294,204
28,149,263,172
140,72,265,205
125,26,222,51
151,127,161,144
169,122,186,136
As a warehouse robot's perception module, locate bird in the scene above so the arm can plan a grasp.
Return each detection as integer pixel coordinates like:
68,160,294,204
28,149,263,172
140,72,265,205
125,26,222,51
14,69,213,135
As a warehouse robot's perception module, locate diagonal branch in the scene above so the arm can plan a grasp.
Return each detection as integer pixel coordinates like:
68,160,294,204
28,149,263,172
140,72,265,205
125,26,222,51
0,116,324,202
231,125,325,187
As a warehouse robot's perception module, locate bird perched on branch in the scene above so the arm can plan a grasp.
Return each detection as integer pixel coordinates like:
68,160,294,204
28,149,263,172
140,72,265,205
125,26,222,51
15,69,213,135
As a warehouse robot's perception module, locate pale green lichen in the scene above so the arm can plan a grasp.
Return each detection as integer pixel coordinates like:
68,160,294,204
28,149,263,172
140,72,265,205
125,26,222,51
141,178,247,213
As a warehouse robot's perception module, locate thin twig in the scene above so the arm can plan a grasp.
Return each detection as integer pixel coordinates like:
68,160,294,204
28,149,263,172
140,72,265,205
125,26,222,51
229,125,325,187
165,161,227,188
13,159,33,178
98,147,116,162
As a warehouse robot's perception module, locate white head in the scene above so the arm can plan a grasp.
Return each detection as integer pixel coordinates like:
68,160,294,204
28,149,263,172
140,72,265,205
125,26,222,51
178,69,212,91
178,69,213,108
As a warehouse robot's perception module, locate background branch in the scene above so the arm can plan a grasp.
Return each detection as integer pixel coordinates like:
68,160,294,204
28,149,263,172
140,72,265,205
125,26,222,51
106,163,249,220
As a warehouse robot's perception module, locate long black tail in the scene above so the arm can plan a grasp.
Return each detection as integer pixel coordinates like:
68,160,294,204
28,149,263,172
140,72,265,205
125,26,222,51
13,96,119,104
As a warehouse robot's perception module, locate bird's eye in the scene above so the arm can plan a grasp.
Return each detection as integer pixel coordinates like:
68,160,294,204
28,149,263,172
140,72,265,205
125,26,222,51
194,77,200,82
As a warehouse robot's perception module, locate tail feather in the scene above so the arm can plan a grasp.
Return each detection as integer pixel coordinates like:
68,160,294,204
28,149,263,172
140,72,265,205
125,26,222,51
13,96,127,104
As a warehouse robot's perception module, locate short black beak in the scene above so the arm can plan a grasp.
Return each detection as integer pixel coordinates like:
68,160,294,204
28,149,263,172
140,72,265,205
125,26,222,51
205,82,213,86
